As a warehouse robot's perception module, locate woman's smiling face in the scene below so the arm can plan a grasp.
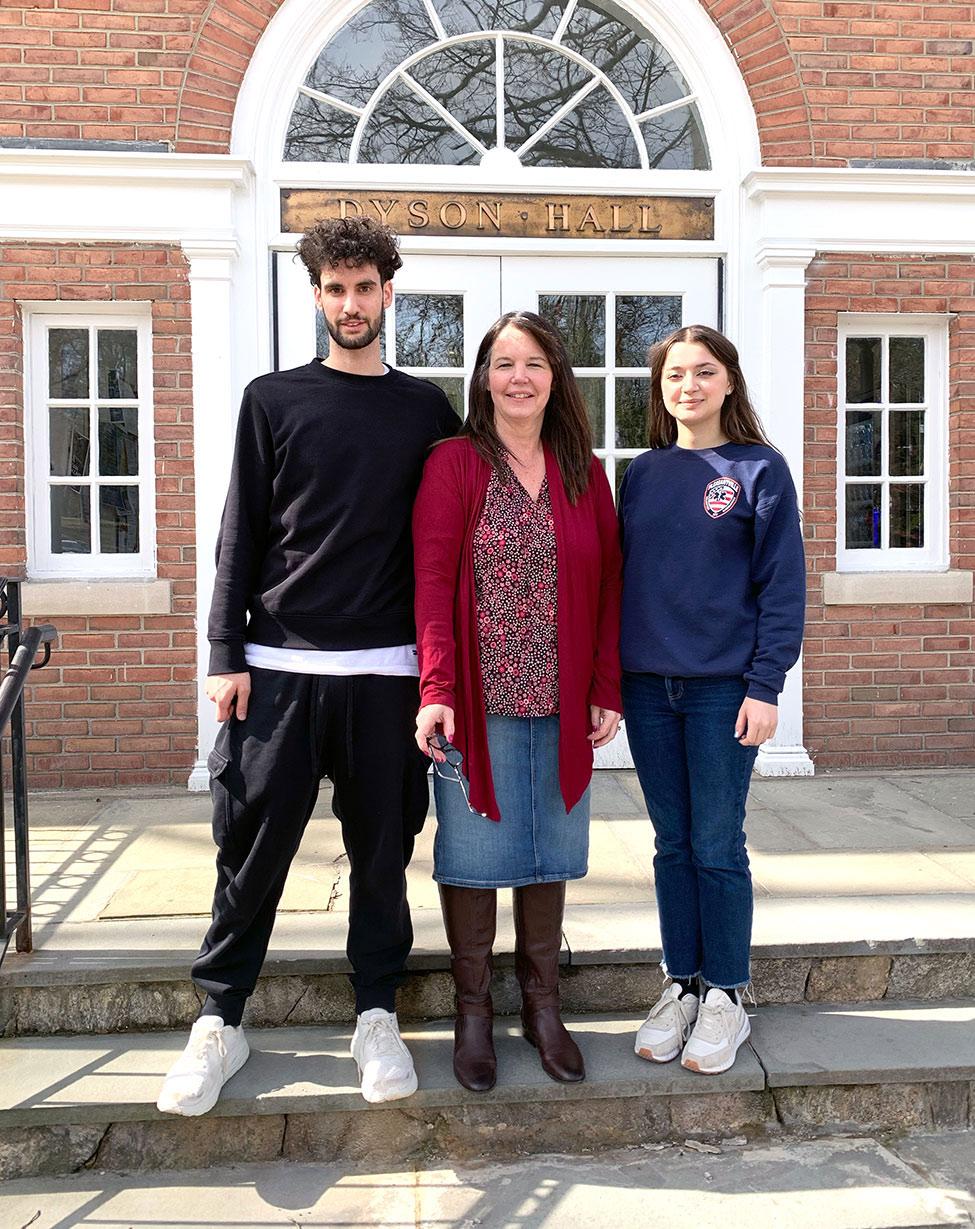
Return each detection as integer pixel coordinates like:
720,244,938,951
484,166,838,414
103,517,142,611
660,340,733,443
488,325,553,433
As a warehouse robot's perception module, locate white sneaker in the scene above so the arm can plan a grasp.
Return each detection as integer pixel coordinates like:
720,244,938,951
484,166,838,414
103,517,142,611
635,982,699,1063
156,1015,249,1116
351,1008,418,1104
681,988,750,1074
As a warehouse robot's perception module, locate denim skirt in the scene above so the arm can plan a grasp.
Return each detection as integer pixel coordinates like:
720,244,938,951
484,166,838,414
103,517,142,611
433,714,590,888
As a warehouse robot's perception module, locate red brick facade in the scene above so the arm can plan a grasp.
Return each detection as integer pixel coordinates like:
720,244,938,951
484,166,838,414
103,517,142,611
1,1,974,165
804,253,975,768
0,243,196,788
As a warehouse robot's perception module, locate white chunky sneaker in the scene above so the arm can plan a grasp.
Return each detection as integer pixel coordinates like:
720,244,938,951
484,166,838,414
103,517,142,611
681,988,750,1074
635,982,700,1063
351,1008,418,1104
156,1015,249,1116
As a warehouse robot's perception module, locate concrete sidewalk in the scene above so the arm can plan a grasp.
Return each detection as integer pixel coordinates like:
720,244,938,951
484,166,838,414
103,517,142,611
13,768,975,969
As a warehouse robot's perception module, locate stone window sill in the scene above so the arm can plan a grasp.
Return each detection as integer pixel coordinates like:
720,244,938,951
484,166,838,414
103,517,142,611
21,579,172,617
823,571,973,606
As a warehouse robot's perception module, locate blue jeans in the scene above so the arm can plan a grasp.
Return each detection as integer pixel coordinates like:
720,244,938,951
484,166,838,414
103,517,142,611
622,673,758,989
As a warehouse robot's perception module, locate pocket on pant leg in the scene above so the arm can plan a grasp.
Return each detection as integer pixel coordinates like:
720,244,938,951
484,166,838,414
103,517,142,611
207,742,234,849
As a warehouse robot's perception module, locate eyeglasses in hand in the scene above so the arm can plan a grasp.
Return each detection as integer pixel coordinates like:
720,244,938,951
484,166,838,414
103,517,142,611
426,732,477,815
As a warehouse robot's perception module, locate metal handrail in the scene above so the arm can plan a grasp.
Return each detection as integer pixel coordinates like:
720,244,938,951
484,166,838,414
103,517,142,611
1,577,57,960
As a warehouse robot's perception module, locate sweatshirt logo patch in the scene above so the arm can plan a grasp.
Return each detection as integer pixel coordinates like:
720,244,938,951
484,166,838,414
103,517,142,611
703,476,741,519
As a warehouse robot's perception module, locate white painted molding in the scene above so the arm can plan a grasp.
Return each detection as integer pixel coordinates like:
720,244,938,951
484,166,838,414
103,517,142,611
755,744,815,777
21,579,172,616
823,570,974,606
745,167,975,200
188,759,210,792
0,149,253,187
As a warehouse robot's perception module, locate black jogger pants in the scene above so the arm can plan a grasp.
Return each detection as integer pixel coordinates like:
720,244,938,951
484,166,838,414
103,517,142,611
191,666,430,1025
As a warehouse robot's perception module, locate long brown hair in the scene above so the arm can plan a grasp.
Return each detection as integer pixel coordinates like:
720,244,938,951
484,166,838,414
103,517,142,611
647,324,773,449
462,311,594,503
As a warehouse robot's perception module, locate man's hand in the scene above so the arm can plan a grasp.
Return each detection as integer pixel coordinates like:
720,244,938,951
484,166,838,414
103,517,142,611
206,672,251,722
734,697,777,747
416,703,455,760
589,706,621,748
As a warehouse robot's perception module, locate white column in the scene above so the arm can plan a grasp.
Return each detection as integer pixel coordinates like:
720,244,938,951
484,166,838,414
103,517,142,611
754,247,816,777
184,241,239,791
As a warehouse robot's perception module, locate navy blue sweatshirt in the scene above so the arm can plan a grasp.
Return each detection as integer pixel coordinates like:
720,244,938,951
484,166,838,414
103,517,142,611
208,359,457,675
618,443,806,704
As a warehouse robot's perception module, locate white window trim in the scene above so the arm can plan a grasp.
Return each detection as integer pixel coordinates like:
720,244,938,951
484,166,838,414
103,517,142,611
836,313,948,573
23,301,157,579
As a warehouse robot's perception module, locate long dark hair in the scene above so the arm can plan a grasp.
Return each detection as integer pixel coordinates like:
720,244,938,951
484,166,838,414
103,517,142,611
647,324,773,449
462,311,593,504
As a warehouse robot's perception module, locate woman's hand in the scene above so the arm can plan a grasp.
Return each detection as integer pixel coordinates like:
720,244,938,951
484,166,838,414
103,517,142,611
416,704,455,759
735,697,778,747
589,706,621,748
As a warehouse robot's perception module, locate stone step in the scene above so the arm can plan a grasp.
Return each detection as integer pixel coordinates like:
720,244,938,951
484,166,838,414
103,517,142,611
2,1000,974,1180
4,895,975,1036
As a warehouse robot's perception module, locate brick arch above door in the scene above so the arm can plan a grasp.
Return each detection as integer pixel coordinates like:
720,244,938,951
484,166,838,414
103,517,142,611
174,0,814,163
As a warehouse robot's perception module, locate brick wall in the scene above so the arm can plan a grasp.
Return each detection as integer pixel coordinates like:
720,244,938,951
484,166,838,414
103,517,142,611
1,1,973,165
0,243,197,788
804,252,975,769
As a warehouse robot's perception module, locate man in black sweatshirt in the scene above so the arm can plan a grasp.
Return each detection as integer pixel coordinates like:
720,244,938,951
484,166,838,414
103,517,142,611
157,218,457,1115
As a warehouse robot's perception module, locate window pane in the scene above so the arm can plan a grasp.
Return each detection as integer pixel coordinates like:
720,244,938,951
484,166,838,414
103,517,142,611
889,410,924,477
616,295,682,367
845,410,881,477
97,329,138,399
409,42,496,150
615,456,633,501
303,0,436,107
284,92,359,162
424,375,464,418
523,84,639,169
436,0,565,38
51,485,91,554
503,42,590,152
49,328,89,399
98,407,139,477
616,377,651,448
359,80,479,165
889,484,924,549
845,337,881,404
845,483,882,549
889,336,924,403
577,377,605,444
395,294,464,367
641,103,710,170
538,295,605,367
100,486,140,554
49,407,90,477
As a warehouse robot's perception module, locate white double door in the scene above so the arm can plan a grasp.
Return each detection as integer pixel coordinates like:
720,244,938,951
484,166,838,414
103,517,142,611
275,251,720,767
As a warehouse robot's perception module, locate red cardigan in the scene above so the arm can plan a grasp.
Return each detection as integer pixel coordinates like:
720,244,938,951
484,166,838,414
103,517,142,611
413,437,623,821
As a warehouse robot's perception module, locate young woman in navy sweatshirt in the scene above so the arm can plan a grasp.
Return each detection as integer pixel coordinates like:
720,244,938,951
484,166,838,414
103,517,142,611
618,324,806,1075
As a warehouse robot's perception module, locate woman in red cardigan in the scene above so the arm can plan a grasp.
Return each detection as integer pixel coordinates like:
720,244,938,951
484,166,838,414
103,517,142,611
413,311,622,1093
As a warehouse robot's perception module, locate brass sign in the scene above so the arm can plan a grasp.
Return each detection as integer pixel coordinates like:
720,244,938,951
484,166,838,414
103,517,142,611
280,190,714,241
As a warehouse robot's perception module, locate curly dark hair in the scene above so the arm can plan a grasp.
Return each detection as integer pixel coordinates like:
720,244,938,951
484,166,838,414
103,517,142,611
296,217,403,286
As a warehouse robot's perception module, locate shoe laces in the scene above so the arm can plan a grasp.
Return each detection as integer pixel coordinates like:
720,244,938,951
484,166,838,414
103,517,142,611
188,1023,226,1064
694,994,736,1043
360,1014,403,1058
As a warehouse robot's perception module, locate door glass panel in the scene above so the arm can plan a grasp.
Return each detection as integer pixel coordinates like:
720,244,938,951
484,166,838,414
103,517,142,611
523,84,640,169
395,294,464,367
846,483,882,549
97,329,138,398
49,408,90,476
359,80,479,164
100,486,140,554
98,407,139,477
845,410,881,477
889,484,923,548
889,336,924,403
577,378,605,442
285,93,359,163
424,376,465,418
538,295,605,367
616,378,651,449
409,42,496,150
615,456,633,500
889,410,924,477
616,295,682,366
846,337,882,403
51,485,91,554
49,328,89,399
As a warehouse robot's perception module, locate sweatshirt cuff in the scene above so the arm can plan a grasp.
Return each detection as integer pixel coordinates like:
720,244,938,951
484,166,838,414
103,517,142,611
208,641,248,676
745,682,779,705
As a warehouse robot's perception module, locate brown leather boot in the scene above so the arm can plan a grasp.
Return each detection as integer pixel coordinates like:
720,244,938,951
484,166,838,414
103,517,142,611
513,881,585,1083
439,884,497,1092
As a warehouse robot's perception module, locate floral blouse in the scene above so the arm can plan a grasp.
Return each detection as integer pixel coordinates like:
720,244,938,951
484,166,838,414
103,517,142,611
473,463,559,717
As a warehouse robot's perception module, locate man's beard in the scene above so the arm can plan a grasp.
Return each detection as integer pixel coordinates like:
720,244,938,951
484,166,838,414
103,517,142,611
325,309,384,351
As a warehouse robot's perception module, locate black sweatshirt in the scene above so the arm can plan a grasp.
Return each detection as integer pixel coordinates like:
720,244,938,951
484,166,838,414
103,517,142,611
208,359,457,675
